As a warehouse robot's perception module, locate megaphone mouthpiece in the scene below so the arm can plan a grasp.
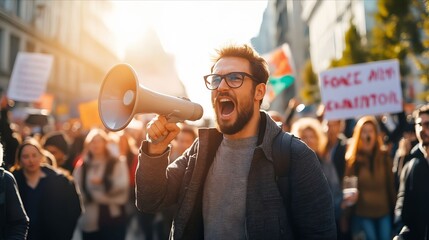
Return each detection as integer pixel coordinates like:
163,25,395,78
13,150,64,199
98,63,204,131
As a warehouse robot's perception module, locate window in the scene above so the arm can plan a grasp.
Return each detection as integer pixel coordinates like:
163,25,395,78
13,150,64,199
9,35,20,72
15,0,21,16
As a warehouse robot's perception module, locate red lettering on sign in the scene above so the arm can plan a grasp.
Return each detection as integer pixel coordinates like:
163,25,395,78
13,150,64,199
322,71,362,89
368,67,396,82
325,91,400,112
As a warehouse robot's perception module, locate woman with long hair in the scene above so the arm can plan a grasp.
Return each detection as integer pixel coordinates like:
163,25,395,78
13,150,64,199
73,128,129,240
344,116,396,240
11,137,82,240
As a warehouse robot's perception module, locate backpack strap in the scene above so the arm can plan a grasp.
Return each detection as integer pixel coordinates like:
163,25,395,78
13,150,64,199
273,131,293,177
272,131,296,237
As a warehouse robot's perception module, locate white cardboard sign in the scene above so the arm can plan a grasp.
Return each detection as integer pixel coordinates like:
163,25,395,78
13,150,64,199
319,59,403,120
7,52,54,102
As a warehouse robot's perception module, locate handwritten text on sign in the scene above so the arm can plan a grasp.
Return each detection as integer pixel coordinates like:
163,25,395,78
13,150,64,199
319,59,402,120
7,52,54,102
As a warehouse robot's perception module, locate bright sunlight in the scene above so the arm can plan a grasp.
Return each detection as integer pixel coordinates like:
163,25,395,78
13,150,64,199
105,1,268,118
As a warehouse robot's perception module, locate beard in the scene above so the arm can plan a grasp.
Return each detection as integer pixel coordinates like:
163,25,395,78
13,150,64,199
214,93,254,135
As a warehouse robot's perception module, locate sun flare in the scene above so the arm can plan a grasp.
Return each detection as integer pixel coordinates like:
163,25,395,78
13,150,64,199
105,1,268,118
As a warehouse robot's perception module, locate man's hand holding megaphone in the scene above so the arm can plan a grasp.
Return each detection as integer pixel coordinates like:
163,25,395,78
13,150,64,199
145,115,181,155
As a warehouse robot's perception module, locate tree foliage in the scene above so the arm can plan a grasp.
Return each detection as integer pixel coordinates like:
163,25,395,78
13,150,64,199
370,0,425,77
300,59,320,105
303,0,428,103
330,19,369,68
413,0,429,101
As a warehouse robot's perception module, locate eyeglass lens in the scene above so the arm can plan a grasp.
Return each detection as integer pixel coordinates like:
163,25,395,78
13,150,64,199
207,73,244,89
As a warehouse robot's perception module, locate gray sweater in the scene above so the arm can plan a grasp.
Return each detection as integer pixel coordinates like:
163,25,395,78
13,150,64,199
136,111,336,239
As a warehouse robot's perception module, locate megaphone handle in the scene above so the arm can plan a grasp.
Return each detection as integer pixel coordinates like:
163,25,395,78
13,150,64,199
146,115,181,144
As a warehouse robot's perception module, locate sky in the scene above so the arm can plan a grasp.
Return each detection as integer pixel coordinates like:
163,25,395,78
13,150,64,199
106,1,268,119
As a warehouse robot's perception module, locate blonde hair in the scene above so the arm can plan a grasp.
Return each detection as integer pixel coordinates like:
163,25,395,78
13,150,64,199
291,117,327,155
82,128,113,160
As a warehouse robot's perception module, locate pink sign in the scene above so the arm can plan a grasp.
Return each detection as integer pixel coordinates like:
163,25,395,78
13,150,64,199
319,59,403,120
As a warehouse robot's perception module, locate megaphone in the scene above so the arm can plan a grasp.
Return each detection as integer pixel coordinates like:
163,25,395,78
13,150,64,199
98,63,204,131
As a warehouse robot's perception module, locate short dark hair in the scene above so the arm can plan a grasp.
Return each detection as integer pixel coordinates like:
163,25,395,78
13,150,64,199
413,103,429,120
210,43,269,85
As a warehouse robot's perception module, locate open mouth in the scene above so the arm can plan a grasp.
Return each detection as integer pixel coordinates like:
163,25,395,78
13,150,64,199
219,98,235,116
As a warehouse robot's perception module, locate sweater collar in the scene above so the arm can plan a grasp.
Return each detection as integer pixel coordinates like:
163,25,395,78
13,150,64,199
199,111,283,162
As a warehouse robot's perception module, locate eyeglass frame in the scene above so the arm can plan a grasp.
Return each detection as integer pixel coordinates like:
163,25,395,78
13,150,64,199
203,72,261,90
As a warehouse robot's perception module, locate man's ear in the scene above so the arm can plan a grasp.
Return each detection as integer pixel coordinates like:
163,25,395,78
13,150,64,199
254,83,266,101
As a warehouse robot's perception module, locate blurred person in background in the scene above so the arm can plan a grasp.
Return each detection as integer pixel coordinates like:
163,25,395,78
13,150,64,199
322,119,348,188
73,128,129,240
392,119,419,192
41,131,72,174
0,95,21,170
123,118,165,240
394,104,429,240
0,142,29,239
267,98,299,133
62,119,87,172
290,117,327,157
322,119,351,239
291,117,344,235
11,137,82,240
344,116,396,240
377,111,409,158
267,110,286,130
117,126,154,240
169,123,198,161
282,97,299,132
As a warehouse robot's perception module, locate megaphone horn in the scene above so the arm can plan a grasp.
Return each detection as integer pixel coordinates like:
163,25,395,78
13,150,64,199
98,63,204,131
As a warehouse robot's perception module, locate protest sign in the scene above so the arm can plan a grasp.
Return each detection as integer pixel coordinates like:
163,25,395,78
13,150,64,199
319,59,403,120
7,52,54,102
78,100,103,130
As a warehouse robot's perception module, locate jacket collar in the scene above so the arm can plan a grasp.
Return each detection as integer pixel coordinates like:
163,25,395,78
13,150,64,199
257,111,283,162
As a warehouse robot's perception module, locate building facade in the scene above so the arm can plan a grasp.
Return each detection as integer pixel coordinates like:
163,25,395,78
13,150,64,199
252,0,309,113
0,0,119,121
301,0,377,73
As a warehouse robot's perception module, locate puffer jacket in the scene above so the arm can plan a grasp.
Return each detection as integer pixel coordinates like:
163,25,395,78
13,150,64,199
136,111,336,239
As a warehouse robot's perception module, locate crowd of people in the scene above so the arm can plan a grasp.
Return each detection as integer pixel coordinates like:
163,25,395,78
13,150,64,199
0,43,428,240
0,94,199,240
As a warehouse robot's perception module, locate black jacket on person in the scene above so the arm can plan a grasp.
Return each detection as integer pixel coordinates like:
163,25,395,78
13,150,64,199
331,134,348,183
393,143,423,191
13,165,82,240
395,145,429,240
0,109,20,170
136,111,336,239
0,168,29,239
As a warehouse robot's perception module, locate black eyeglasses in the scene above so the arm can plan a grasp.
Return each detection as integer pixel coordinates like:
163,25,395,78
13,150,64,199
203,72,259,90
